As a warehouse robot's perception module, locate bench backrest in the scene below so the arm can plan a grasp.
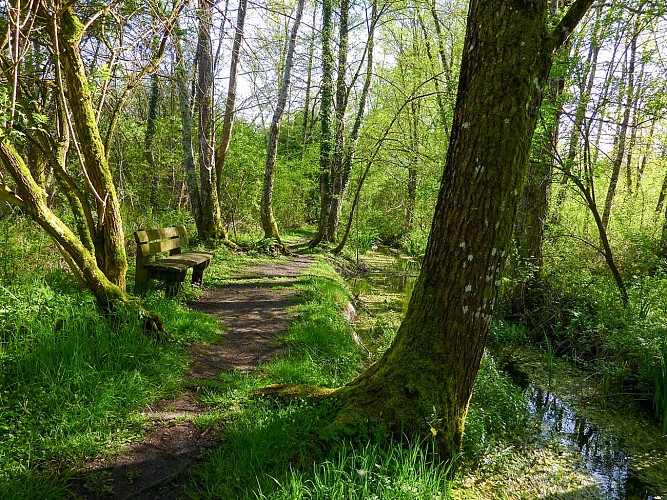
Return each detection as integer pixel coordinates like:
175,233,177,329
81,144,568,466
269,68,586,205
134,226,189,258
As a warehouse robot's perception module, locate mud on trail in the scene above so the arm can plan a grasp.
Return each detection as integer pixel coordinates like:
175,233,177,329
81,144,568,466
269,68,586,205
71,255,314,499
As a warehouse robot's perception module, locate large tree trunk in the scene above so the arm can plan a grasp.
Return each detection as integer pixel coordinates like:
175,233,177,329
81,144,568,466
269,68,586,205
260,0,305,241
330,0,593,460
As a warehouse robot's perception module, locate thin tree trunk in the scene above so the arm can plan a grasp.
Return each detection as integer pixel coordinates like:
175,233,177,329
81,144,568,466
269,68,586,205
214,0,248,196
513,33,569,278
405,99,419,232
145,72,160,206
309,0,334,247
324,0,350,242
551,10,600,218
260,0,305,242
635,119,655,195
427,0,456,137
301,5,317,154
172,21,202,229
565,169,629,304
331,2,378,254
602,30,638,229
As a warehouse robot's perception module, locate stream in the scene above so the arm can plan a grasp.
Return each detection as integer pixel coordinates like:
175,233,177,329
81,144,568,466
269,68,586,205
348,249,666,499
514,372,658,499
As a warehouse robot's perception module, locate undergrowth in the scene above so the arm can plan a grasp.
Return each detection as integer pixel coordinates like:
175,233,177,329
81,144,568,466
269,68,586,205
0,268,219,498
498,238,667,431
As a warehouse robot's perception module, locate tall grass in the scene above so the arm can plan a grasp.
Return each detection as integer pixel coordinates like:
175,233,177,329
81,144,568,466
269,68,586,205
262,262,362,387
257,438,455,500
0,268,219,498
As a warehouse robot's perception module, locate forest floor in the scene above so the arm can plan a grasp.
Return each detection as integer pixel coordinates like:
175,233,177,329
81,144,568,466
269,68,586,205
70,254,315,499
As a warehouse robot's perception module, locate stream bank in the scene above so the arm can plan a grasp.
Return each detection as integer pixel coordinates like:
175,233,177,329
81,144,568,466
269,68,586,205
344,248,667,499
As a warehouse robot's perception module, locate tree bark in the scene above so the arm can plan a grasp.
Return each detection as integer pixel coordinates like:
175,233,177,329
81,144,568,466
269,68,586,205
58,7,128,289
172,21,202,227
214,0,248,195
301,5,318,153
330,0,593,460
196,0,227,242
309,0,334,247
145,72,160,206
260,0,305,241
324,0,350,243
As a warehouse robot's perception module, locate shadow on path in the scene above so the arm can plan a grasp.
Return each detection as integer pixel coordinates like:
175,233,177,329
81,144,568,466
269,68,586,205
70,255,314,499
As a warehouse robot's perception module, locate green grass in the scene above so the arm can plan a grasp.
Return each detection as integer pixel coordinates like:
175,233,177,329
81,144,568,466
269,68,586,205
189,396,455,500
0,220,534,499
186,257,532,498
0,269,219,498
262,263,362,387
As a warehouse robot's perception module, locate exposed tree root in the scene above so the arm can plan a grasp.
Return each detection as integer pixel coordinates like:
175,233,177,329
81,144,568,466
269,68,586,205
252,384,337,401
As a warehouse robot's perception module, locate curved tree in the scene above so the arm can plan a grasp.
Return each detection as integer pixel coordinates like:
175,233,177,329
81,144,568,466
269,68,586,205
0,2,168,332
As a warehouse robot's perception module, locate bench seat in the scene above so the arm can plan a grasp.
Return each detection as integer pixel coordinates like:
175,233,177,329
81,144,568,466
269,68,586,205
134,226,213,297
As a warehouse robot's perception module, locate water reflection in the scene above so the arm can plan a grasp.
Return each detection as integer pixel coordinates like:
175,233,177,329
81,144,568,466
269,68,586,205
351,256,419,293
349,250,661,499
529,386,656,499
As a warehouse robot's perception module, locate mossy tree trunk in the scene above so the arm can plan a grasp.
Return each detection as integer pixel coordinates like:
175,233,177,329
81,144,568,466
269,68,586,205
323,0,350,243
314,0,378,247
196,0,226,242
331,0,593,460
59,7,128,289
0,136,161,325
0,5,166,334
309,0,334,248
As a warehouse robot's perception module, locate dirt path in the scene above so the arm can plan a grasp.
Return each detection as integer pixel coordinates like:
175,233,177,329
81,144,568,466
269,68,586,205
71,255,314,499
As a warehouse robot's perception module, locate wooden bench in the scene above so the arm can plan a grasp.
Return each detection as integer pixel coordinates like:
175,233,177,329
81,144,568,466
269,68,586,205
134,226,213,297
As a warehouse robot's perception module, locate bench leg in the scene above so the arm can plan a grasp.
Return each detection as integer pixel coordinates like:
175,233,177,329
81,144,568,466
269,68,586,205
191,262,209,286
135,268,150,295
165,270,187,298
165,280,181,298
